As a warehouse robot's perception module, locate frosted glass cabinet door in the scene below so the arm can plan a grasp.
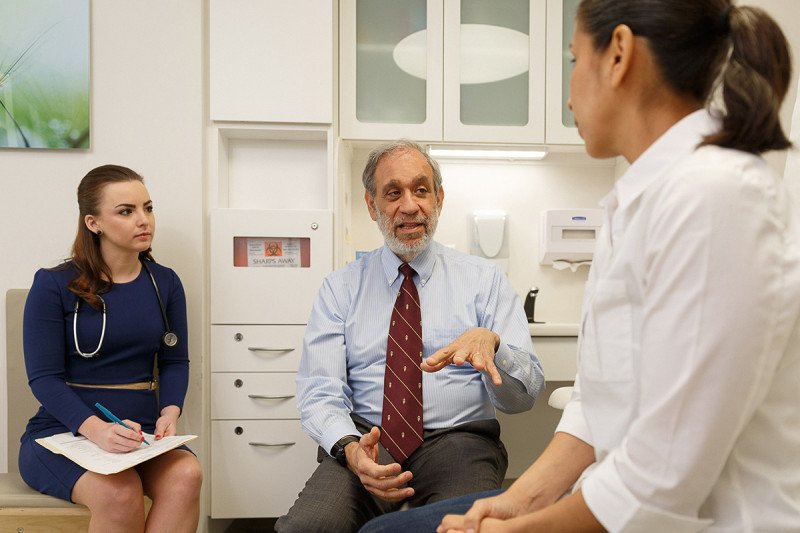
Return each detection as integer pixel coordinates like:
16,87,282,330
340,0,444,141
545,0,583,144
443,0,546,143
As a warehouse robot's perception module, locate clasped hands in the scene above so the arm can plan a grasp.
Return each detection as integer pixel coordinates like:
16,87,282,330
436,490,532,533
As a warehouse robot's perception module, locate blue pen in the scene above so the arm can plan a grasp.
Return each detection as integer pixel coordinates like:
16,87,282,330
94,402,150,446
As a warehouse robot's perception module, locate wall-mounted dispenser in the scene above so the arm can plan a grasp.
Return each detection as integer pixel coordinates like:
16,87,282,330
539,209,603,269
471,209,509,274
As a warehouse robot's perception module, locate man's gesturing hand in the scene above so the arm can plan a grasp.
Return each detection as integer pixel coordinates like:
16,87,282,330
345,426,415,502
420,327,503,385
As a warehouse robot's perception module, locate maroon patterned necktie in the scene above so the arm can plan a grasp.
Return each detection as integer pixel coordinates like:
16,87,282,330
380,263,424,463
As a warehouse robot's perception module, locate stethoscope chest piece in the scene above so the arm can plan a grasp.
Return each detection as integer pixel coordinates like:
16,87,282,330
163,331,178,348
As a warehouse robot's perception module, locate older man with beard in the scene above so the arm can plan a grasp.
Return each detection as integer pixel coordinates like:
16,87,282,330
275,140,544,533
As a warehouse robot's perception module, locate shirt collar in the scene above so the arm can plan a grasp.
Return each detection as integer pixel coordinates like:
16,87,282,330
611,109,721,211
380,241,438,286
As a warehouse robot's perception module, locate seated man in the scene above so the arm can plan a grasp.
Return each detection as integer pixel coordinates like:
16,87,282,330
275,140,544,532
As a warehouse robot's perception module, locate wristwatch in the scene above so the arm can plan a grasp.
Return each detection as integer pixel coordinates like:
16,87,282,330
330,435,360,466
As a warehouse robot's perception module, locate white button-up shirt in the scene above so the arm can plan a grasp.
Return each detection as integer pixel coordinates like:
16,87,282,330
557,110,800,532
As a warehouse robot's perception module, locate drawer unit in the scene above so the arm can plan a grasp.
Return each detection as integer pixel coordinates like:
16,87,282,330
210,209,332,519
211,372,298,420
211,325,304,372
210,420,318,518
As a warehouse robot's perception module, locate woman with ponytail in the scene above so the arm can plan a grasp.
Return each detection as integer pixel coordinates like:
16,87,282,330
361,1,800,531
19,165,201,532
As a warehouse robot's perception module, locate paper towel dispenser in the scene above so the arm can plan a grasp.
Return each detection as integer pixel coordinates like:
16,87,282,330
539,209,603,265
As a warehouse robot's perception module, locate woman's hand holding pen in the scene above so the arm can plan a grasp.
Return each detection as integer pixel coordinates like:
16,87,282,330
154,405,181,440
78,415,145,453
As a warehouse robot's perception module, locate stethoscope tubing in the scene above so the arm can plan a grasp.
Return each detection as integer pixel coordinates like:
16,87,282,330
73,297,106,357
72,259,177,358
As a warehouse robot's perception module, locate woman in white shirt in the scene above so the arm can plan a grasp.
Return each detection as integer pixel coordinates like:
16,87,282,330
360,1,799,532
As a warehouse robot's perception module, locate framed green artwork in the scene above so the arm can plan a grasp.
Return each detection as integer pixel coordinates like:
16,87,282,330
0,0,90,149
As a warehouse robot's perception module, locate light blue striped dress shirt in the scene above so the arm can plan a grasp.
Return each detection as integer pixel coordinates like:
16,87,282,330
297,241,545,455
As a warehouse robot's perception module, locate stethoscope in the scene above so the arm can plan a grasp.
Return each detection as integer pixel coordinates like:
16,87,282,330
72,260,178,357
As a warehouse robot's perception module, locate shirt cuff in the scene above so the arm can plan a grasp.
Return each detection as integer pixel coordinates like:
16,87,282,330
69,408,97,436
582,452,713,533
493,343,517,374
320,419,362,457
494,342,541,388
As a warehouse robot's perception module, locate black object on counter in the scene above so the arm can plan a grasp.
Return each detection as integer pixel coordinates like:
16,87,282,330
524,287,544,324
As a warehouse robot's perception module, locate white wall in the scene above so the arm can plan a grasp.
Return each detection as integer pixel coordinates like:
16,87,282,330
348,150,617,323
0,0,205,515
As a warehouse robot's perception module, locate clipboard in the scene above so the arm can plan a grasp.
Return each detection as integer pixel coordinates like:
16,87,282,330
35,432,197,475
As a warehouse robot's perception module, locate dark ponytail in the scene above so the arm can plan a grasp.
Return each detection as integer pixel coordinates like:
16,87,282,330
702,6,793,154
577,0,793,155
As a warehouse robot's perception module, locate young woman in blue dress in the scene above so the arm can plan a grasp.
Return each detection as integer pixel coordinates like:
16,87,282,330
19,165,202,532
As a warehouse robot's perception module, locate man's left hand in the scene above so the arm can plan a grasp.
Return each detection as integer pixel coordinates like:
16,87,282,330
421,327,503,385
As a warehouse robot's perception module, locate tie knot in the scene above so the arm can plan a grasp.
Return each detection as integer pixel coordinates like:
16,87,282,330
399,263,416,279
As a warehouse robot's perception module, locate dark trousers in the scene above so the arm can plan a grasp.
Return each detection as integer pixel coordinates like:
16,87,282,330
274,416,508,533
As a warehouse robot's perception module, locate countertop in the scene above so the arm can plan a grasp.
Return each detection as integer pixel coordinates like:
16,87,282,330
529,322,579,337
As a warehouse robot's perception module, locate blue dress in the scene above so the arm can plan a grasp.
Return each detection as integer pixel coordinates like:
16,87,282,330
19,261,190,501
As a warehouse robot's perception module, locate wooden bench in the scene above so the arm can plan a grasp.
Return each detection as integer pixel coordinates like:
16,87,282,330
3,289,94,531
0,472,91,532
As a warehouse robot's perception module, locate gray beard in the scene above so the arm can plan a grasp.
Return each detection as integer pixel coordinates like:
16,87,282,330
376,208,439,260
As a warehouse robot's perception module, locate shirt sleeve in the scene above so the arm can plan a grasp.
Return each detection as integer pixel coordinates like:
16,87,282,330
479,265,545,413
296,276,359,455
23,269,96,434
555,374,592,444
581,163,792,531
156,268,189,413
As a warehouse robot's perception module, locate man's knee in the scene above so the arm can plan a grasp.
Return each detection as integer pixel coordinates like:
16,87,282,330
406,429,507,505
276,457,382,533
276,491,375,533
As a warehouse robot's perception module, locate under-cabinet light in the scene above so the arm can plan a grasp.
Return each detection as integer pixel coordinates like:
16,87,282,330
427,145,548,161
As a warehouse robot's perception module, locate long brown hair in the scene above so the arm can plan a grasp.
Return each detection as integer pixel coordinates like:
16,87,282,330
62,165,154,309
577,0,792,154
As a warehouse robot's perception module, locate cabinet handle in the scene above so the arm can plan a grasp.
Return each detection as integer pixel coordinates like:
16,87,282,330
247,394,295,400
247,347,295,353
248,441,296,447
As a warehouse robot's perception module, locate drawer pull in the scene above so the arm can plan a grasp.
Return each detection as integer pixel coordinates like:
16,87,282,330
247,394,295,400
248,441,296,447
247,347,295,353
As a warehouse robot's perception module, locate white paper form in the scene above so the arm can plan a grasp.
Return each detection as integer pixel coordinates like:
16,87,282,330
35,432,197,475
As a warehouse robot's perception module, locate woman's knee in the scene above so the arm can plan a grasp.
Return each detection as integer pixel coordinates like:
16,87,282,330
74,471,145,518
147,453,203,501
173,454,203,496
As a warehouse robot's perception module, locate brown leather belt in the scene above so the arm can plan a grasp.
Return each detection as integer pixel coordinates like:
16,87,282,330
66,381,157,391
